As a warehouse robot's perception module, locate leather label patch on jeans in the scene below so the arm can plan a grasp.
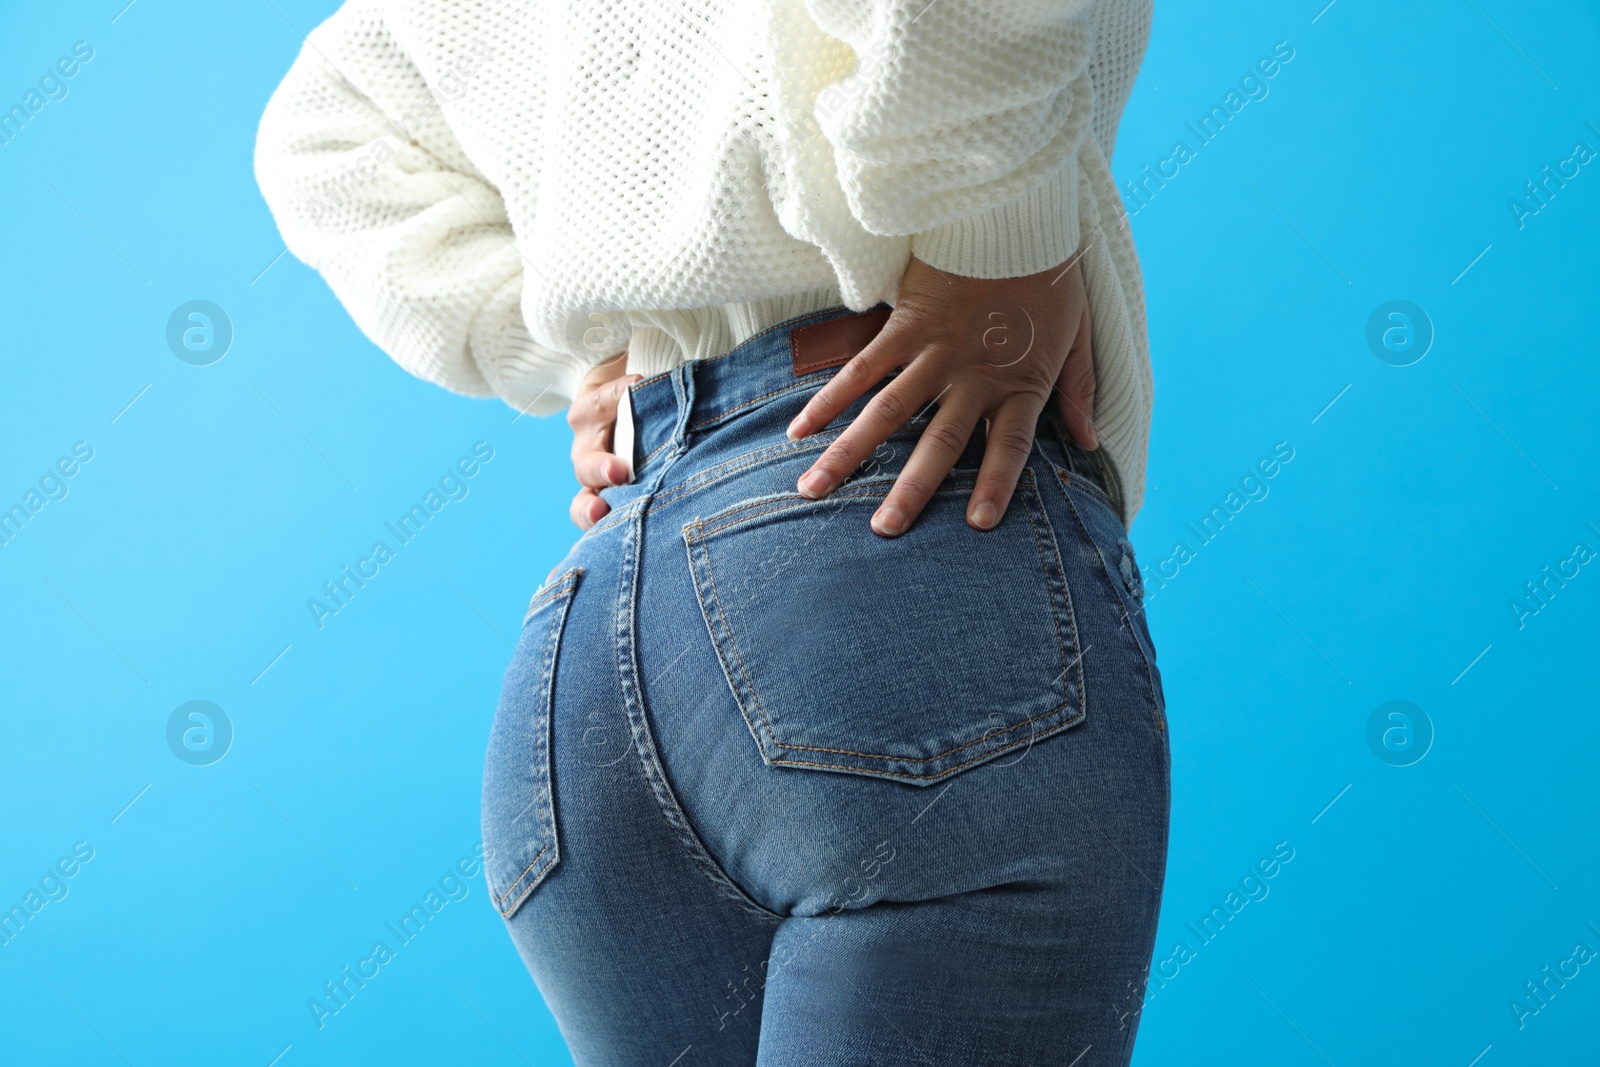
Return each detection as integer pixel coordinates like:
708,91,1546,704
790,307,892,377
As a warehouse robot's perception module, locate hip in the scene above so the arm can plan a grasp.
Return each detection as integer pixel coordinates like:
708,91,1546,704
523,312,1168,913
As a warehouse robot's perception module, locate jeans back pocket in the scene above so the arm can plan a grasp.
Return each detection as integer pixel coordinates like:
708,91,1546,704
482,567,582,918
682,469,1084,786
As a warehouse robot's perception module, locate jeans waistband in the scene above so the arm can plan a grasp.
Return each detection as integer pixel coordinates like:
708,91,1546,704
625,304,868,465
621,303,1111,500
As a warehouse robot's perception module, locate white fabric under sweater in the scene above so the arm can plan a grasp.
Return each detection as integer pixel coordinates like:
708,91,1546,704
254,0,1154,522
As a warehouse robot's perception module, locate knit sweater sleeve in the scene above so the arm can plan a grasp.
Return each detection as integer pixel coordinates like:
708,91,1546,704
795,0,1097,280
252,3,582,415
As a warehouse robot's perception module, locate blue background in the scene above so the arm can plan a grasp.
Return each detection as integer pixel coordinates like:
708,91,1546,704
2,1,1596,1064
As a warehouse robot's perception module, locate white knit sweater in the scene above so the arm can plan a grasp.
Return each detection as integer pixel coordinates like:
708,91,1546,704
255,0,1153,521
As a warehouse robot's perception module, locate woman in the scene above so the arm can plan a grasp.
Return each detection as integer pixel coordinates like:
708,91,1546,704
256,0,1164,1062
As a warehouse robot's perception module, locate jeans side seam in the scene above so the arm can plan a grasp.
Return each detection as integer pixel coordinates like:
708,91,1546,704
1056,472,1165,730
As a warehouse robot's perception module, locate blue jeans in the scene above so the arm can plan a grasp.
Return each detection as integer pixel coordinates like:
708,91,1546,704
481,306,1170,1066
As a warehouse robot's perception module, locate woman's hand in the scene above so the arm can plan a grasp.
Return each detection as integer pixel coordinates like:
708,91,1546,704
787,253,1097,537
567,356,640,530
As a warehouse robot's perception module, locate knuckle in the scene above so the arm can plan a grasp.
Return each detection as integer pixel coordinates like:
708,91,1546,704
991,426,1035,459
922,420,968,457
868,388,908,426
838,355,876,389
891,475,933,502
814,446,852,478
975,473,1016,503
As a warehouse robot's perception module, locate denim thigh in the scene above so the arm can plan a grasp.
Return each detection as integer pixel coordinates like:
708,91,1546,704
481,517,785,1066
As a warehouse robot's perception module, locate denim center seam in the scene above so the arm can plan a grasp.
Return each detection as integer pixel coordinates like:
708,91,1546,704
612,408,784,925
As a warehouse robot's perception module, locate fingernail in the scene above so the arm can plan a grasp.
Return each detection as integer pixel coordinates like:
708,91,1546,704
872,505,906,536
798,469,831,499
970,501,997,530
787,417,810,440
602,462,621,487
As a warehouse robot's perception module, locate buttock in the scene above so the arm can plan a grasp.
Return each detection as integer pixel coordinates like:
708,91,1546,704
617,399,1168,919
479,313,1170,1067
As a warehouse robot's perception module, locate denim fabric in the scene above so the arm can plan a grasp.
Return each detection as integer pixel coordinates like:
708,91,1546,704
481,306,1170,1066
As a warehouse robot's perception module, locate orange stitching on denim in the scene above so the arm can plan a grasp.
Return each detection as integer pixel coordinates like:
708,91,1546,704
712,473,1079,766
1055,468,1163,730
685,468,1085,768
1040,442,1117,513
770,712,1085,781
770,695,1077,761
1022,472,1088,717
688,531,781,750
634,416,928,521
641,437,675,465
693,473,954,529
492,843,550,908
645,432,844,513
687,488,888,539
650,460,783,512
683,307,889,430
689,380,817,431
585,498,650,538
523,568,582,621
690,497,853,538
1017,471,1075,686
650,424,935,517
1068,470,1116,512
500,567,579,912
626,305,851,423
619,307,863,477
687,475,964,538
687,352,903,431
